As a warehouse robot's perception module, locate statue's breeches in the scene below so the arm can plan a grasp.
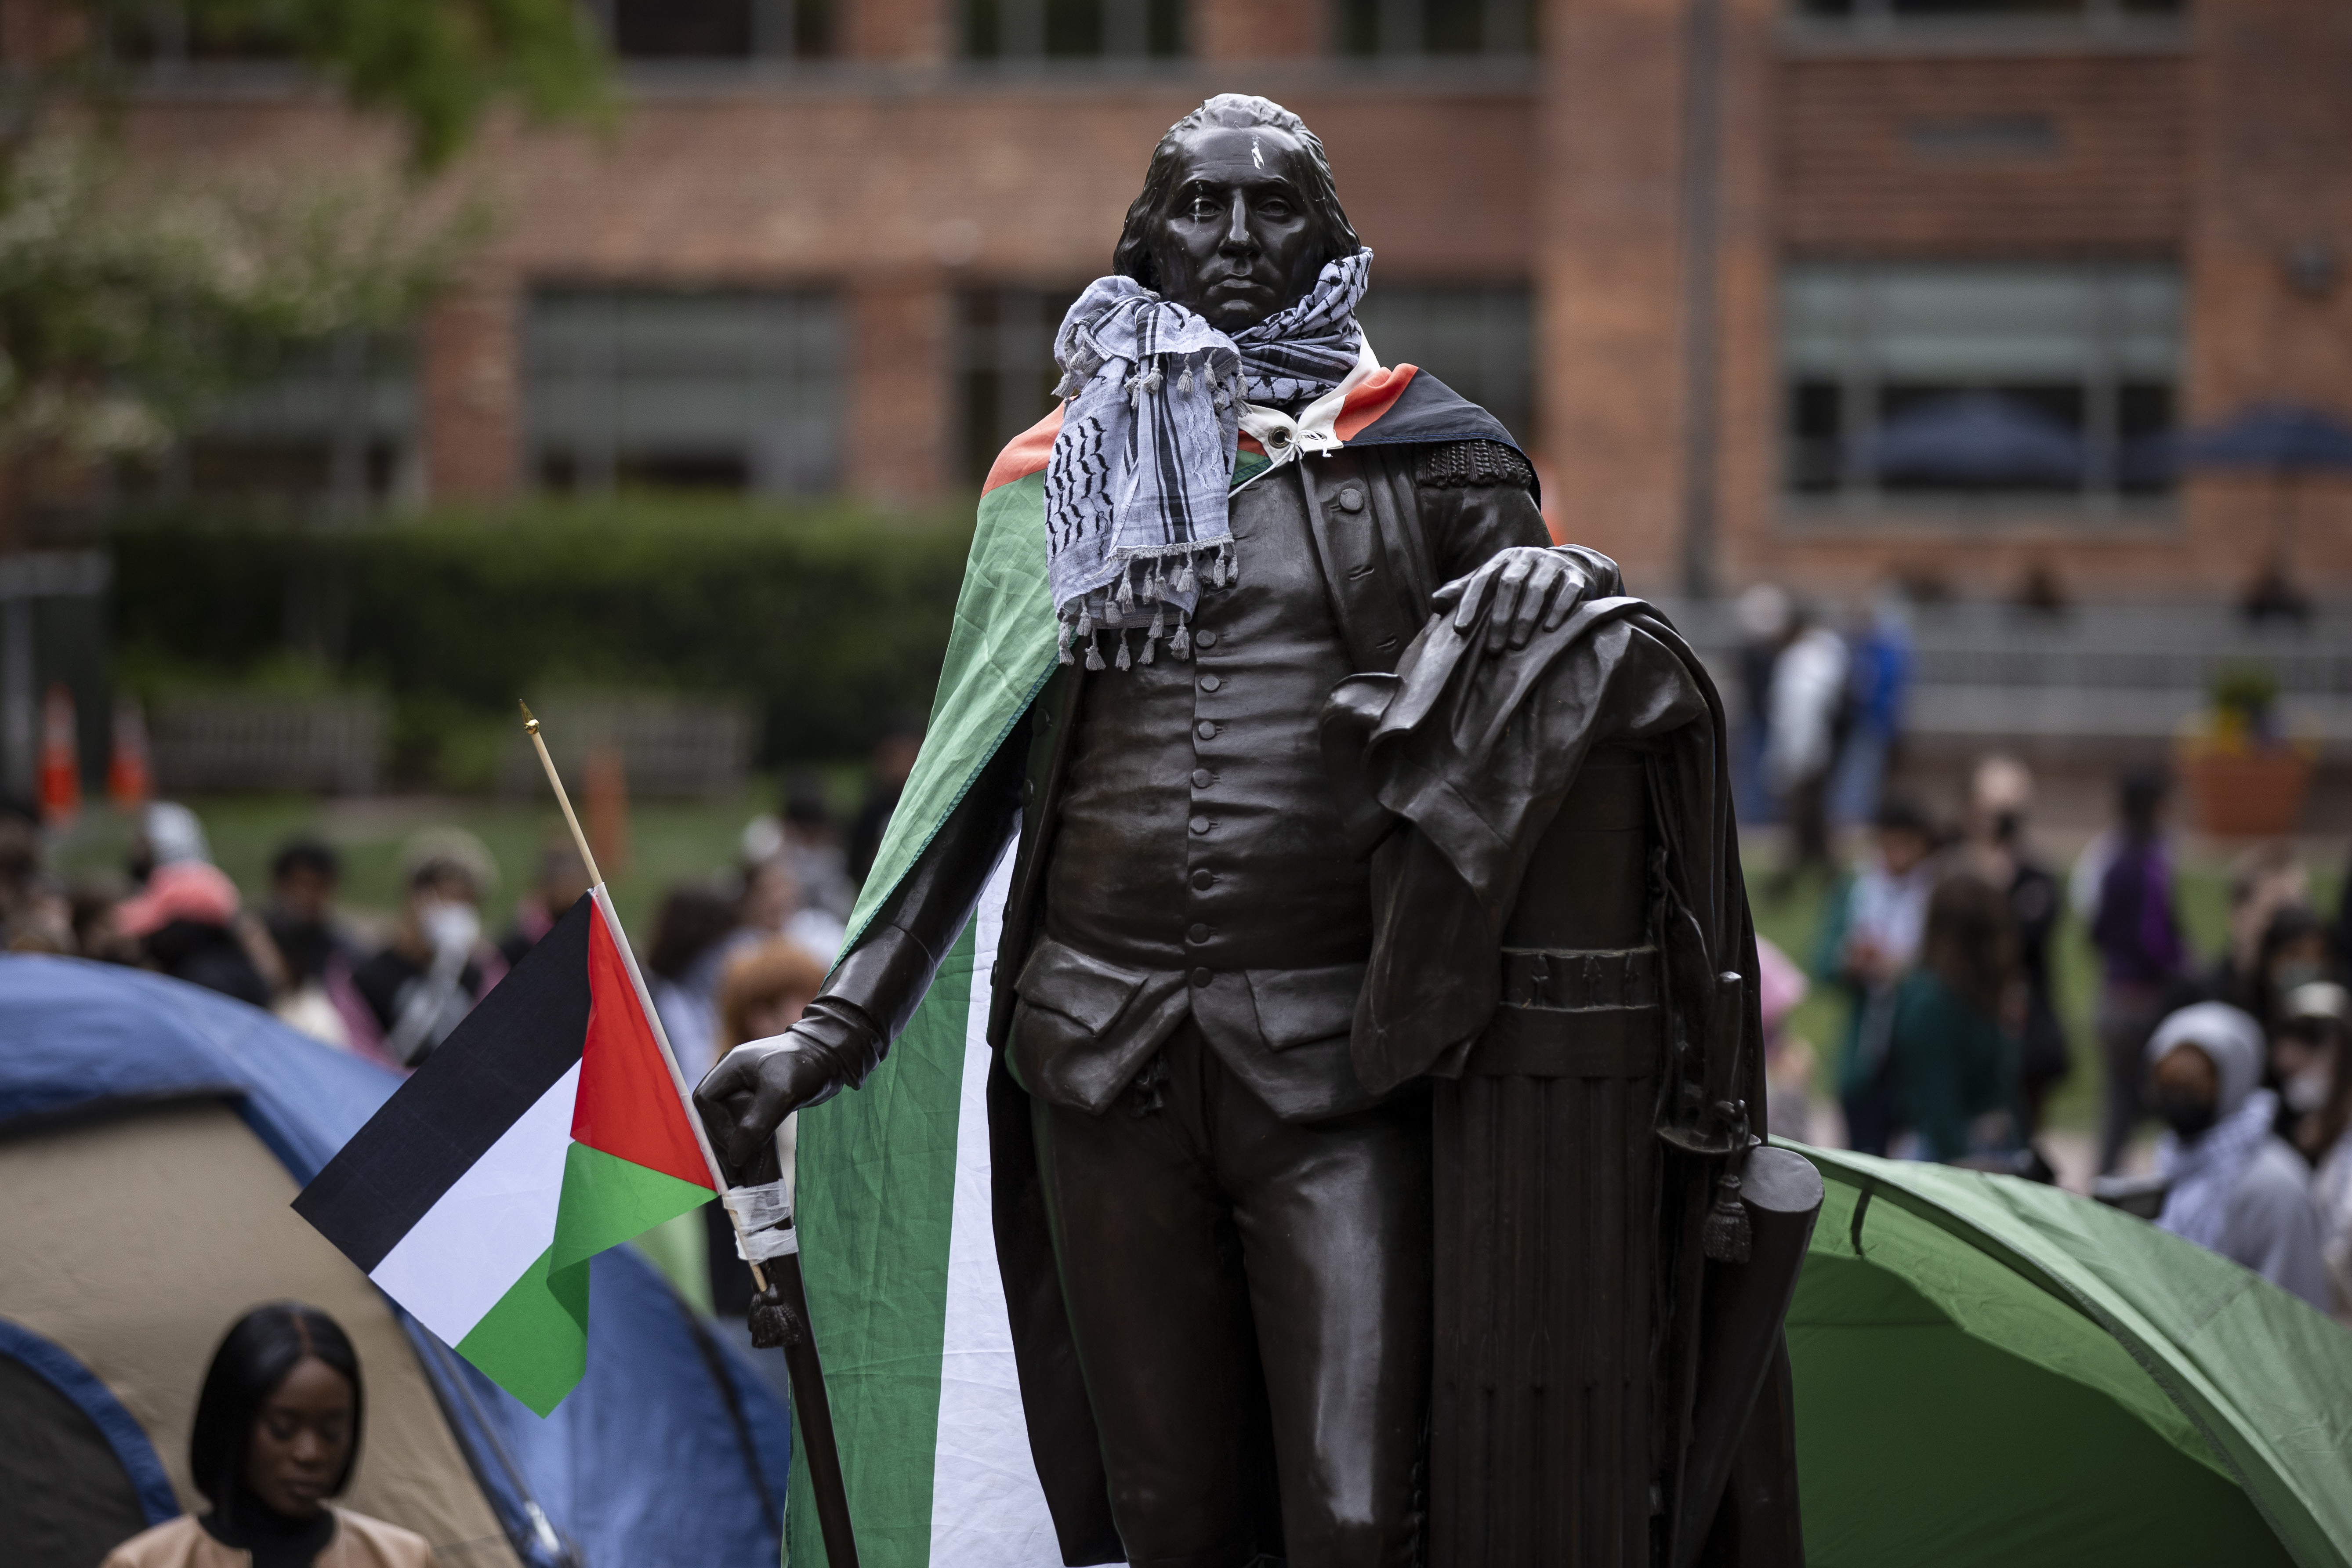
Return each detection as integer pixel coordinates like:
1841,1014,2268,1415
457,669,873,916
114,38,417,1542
1032,1020,1431,1568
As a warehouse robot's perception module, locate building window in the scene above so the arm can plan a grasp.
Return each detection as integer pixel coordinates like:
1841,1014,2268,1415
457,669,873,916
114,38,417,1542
104,4,298,64
1787,0,2181,30
525,288,843,496
957,288,1081,484
129,331,417,513
1356,285,1535,448
961,0,1184,60
589,0,833,60
1338,0,1535,57
1781,262,2180,511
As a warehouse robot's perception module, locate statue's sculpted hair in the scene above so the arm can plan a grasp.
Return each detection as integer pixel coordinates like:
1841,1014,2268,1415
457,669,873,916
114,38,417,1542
1112,94,1360,293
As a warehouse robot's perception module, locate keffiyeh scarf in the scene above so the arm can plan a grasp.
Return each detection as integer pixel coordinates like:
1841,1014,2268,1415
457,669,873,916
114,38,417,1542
1045,247,1373,670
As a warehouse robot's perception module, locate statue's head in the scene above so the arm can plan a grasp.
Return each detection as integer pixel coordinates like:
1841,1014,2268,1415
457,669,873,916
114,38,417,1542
1113,94,1360,333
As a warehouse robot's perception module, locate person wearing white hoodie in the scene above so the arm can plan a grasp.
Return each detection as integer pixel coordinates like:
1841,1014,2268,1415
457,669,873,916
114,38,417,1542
2145,1001,2328,1309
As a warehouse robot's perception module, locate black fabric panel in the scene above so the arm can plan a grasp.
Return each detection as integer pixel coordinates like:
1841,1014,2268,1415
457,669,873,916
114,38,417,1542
0,1354,155,1568
294,895,595,1273
1343,370,1522,456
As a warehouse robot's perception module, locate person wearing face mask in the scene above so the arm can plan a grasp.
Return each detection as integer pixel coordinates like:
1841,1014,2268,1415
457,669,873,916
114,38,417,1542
2304,987,2352,1319
2144,1002,2328,1309
347,829,505,1069
102,1303,430,1568
2272,981,2346,1160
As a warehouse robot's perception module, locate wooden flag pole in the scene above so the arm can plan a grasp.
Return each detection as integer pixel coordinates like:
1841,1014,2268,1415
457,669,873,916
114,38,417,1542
518,704,861,1568
519,703,762,1279
519,702,605,891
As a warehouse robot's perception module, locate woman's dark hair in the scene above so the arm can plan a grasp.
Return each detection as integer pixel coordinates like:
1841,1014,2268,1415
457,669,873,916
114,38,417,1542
1921,872,2016,1018
648,884,738,982
188,1303,363,1510
2118,765,2169,838
1111,94,1359,292
270,839,341,884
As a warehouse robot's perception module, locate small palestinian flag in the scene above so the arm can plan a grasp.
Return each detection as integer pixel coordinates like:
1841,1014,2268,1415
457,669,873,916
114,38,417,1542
295,890,716,1416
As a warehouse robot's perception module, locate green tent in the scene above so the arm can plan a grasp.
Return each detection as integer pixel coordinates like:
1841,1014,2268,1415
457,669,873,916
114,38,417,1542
1787,1144,2352,1568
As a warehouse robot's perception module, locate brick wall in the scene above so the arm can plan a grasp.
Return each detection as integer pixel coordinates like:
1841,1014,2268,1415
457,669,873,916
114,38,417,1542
81,0,2352,601
1777,52,2187,256
1535,0,1697,588
2182,0,2352,595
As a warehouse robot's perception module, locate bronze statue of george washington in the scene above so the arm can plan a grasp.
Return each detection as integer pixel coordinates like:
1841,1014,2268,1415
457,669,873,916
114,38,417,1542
699,93,1813,1568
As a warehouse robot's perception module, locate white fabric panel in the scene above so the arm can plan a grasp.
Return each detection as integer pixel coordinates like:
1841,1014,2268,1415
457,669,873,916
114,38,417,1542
368,1060,581,1348
929,844,1062,1565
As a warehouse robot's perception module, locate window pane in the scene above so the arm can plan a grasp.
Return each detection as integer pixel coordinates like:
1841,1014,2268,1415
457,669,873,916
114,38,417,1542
525,289,843,496
1779,261,2180,506
1337,0,1535,55
1356,284,1534,446
146,332,417,511
957,287,1081,484
613,0,753,57
961,0,1181,57
1790,0,2184,19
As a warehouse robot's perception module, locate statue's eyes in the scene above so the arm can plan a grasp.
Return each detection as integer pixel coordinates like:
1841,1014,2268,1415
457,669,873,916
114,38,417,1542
1259,198,1293,219
1185,195,1220,221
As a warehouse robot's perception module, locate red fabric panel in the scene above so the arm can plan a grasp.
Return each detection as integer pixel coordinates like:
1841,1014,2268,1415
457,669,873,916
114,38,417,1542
982,406,1066,494
571,904,714,1189
1333,363,1419,442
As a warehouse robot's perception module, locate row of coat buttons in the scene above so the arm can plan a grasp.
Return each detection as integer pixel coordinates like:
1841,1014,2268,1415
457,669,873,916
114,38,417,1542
1188,622,1226,985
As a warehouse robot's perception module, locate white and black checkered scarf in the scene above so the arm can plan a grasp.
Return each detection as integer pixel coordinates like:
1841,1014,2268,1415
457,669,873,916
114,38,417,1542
1045,247,1372,670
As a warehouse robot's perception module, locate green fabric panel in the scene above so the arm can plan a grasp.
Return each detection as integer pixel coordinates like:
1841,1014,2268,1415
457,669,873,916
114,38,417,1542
1804,1173,2217,1470
844,475,1055,952
1794,1145,2352,1568
550,1140,715,1274
1789,1266,2290,1568
455,1243,590,1419
787,916,979,1568
632,1206,715,1317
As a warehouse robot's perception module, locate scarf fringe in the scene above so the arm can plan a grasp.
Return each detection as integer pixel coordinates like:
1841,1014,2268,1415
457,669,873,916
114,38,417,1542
1058,549,1227,670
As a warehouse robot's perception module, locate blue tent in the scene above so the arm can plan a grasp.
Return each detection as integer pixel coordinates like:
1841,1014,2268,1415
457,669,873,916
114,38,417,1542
0,956,790,1568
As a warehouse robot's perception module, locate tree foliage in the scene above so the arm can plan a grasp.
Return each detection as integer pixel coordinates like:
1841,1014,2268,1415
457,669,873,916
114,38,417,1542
0,1,609,489
66,0,612,170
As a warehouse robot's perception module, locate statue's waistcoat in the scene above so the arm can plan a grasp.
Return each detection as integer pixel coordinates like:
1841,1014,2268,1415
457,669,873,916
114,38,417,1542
1014,465,1381,1122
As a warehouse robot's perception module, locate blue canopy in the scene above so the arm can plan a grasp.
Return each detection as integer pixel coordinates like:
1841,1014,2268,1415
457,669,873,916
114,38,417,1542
2176,404,2352,473
1864,393,2085,485
0,956,791,1568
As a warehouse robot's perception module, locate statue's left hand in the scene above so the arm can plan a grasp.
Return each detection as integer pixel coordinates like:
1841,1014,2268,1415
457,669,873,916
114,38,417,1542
1431,547,1595,655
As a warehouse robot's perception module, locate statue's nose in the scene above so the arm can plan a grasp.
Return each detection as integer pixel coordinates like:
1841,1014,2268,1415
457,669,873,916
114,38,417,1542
1221,192,1254,253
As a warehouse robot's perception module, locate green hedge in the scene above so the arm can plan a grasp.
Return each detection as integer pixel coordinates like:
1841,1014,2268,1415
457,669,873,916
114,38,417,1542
112,495,979,782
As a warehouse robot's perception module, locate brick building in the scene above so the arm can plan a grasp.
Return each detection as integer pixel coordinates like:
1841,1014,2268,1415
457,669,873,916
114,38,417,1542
50,0,2352,603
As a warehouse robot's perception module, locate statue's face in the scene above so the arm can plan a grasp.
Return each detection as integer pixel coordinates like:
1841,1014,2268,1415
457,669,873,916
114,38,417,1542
1145,124,1331,332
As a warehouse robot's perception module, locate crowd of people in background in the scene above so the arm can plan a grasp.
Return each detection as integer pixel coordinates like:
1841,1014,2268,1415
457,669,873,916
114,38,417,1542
11,677,2352,1326
1771,749,2352,1318
0,757,875,1104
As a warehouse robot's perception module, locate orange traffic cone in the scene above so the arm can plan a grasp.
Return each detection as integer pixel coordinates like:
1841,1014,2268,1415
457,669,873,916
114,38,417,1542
109,696,152,811
39,683,79,827
583,739,631,880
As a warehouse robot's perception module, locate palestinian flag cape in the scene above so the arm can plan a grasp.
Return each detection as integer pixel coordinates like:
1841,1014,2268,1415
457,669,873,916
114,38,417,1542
786,363,1523,1565
295,890,717,1417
